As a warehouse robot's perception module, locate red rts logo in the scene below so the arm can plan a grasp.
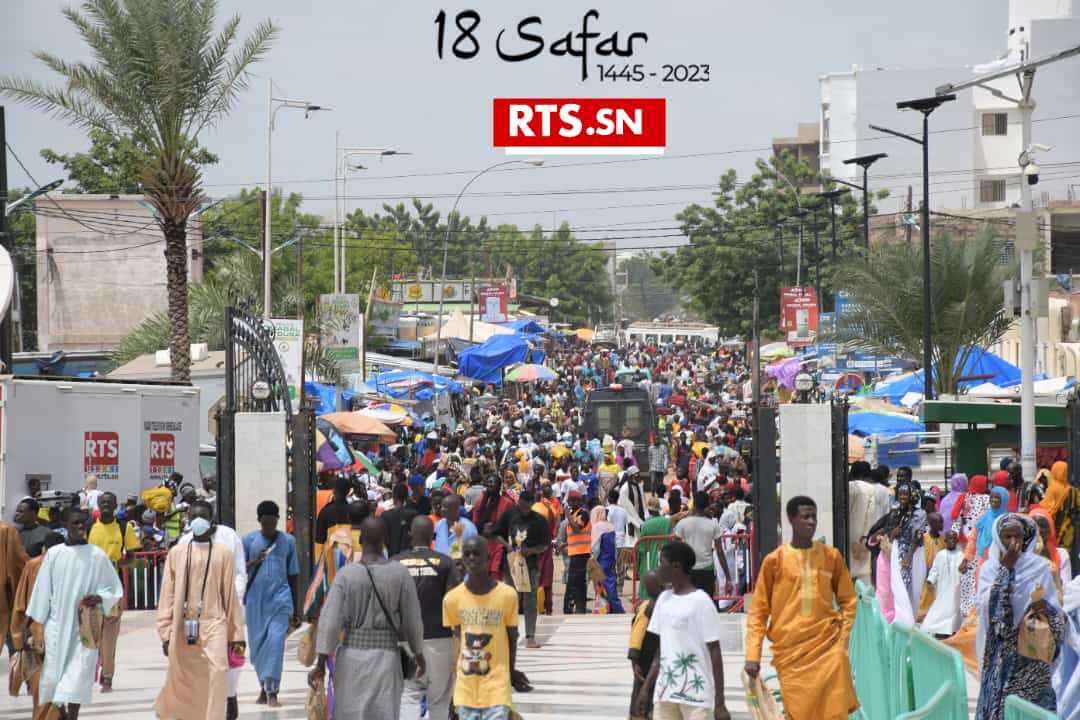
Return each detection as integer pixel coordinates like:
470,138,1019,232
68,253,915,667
493,98,665,154
84,431,119,471
149,433,175,469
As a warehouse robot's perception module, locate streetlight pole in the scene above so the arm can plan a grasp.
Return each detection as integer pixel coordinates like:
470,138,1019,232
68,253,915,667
841,153,887,249
814,187,849,311
334,145,409,293
871,94,956,401
935,41,1080,482
773,171,805,286
265,78,329,319
432,158,543,373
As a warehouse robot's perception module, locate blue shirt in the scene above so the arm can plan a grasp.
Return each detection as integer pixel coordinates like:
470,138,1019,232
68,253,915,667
434,516,478,556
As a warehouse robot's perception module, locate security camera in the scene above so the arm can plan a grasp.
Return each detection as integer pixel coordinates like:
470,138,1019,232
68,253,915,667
1025,163,1040,185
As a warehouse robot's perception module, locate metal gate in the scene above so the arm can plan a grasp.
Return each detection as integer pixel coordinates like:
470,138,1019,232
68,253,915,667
831,396,851,563
751,399,779,572
215,306,294,528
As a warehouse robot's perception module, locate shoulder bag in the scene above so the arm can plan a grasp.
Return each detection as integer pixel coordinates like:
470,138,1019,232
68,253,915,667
361,561,417,678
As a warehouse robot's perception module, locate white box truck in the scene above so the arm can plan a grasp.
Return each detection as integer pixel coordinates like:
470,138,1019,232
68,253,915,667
0,377,201,516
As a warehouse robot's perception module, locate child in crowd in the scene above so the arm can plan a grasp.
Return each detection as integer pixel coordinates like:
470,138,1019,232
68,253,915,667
920,530,965,638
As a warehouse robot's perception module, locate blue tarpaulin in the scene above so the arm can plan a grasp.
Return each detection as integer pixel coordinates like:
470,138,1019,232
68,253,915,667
459,334,531,384
848,411,925,437
502,319,547,334
305,381,338,415
369,370,464,397
869,348,1022,403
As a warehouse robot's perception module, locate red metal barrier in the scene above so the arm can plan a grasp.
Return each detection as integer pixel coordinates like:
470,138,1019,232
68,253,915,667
630,530,754,613
121,550,169,610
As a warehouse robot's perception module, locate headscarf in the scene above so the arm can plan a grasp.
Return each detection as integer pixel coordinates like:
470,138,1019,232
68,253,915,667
939,473,967,533
977,513,1061,630
1028,507,1063,569
975,487,1011,558
992,470,1019,512
590,505,615,545
1042,461,1071,518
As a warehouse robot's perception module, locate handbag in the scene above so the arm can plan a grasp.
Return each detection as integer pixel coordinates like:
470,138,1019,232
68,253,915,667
362,562,417,679
306,673,328,720
78,601,105,649
296,622,317,667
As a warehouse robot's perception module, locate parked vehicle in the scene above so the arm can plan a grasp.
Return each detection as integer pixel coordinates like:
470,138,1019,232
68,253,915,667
583,384,655,468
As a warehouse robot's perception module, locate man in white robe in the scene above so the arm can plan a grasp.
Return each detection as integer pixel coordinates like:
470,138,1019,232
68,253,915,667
919,530,964,637
27,506,123,720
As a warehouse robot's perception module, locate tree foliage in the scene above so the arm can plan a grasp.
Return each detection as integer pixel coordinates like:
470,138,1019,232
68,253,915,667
7,190,38,351
617,252,681,320
1,0,277,382
652,153,875,336
833,230,1016,396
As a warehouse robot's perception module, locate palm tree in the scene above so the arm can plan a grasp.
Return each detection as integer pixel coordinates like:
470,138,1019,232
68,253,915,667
1,0,277,382
833,229,1016,397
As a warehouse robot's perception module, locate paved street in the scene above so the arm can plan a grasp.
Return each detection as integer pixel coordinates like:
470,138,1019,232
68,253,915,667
1,610,777,720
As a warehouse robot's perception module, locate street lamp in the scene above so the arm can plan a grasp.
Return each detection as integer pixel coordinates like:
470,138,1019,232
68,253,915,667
265,78,330,319
773,171,806,286
5,179,63,217
334,141,410,293
432,158,544,373
870,93,956,400
814,187,850,311
840,153,887,249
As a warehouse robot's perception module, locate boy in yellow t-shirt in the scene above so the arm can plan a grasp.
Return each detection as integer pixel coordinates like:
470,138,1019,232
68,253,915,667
443,535,531,720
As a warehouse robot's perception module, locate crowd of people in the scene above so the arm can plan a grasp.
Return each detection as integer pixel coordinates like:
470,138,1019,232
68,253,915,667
5,335,1080,720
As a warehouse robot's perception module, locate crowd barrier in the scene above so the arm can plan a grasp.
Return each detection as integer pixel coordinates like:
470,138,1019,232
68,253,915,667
1004,696,1059,720
121,550,169,610
630,531,754,612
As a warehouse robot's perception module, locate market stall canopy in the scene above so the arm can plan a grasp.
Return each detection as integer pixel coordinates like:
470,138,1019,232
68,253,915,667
869,348,1022,404
574,328,594,342
848,410,925,437
502,318,548,335
459,333,533,384
369,370,464,398
505,363,558,383
317,412,397,441
967,376,1075,397
438,309,514,343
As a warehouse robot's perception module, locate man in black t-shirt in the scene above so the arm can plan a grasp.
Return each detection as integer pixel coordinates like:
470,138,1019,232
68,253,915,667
382,483,419,558
394,515,460,720
315,476,352,548
494,490,550,648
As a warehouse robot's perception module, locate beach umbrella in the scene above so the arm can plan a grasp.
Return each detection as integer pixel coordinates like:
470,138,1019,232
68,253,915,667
505,364,558,383
318,412,397,441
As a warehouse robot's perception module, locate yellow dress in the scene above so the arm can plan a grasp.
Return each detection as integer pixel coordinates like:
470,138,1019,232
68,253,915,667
746,543,859,720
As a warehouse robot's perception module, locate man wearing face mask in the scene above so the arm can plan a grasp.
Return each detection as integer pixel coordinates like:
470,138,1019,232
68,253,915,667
156,501,245,720
175,501,248,719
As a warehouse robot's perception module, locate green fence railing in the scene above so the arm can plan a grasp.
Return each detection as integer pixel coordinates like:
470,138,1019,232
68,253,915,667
1004,695,1059,720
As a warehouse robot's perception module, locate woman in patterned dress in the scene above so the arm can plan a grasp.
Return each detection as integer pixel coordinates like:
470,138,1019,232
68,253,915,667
956,474,991,616
975,513,1065,720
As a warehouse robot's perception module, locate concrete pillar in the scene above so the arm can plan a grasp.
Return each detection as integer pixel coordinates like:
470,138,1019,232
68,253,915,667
778,403,834,545
234,411,287,538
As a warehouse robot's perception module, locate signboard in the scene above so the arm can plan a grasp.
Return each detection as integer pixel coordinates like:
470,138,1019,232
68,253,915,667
147,428,177,484
84,431,120,482
271,318,304,411
393,280,475,304
319,294,361,361
780,286,818,347
368,296,403,338
478,286,509,323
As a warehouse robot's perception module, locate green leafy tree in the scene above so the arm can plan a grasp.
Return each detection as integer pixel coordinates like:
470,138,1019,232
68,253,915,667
40,127,217,195
1,0,278,381
617,252,681,320
7,190,38,351
652,153,874,336
833,230,1015,397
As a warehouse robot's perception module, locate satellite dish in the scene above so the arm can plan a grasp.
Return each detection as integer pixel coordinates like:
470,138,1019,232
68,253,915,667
0,246,12,319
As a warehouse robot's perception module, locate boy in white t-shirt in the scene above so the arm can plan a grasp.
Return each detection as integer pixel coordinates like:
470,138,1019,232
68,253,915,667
637,540,731,720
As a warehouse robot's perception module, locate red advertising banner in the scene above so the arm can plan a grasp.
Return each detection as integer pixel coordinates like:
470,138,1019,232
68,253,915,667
493,98,665,154
84,431,120,481
780,286,818,347
478,286,509,323
149,432,176,478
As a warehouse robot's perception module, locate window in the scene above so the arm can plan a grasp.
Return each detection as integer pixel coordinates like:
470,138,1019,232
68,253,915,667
980,179,1007,203
821,103,830,154
982,113,1008,136
594,404,614,434
622,404,644,436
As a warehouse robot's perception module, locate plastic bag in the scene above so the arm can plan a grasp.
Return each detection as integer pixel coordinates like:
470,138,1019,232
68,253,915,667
297,623,316,667
742,670,784,720
1018,584,1056,663
507,552,532,592
586,556,606,583
306,674,328,720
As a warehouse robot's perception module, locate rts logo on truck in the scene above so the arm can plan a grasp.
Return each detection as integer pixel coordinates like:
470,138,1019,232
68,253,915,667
84,431,120,481
149,432,176,481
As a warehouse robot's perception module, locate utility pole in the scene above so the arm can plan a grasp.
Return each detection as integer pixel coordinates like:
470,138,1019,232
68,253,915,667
0,107,10,372
258,189,267,314
812,208,821,307
905,186,914,244
363,267,377,381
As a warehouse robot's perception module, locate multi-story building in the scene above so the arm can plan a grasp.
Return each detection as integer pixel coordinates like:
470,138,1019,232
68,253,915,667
772,122,821,174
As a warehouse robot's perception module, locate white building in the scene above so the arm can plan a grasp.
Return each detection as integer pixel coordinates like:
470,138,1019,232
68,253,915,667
819,0,1080,214
34,195,202,351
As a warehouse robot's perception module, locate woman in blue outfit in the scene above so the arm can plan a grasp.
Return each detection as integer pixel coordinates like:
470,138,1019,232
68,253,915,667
975,513,1065,720
590,505,624,614
242,500,300,707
